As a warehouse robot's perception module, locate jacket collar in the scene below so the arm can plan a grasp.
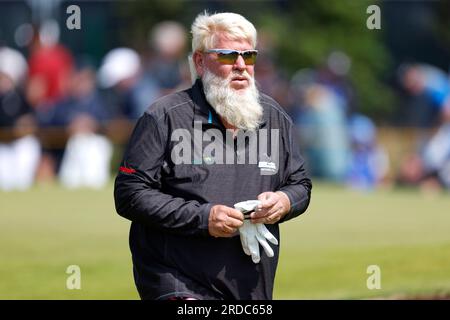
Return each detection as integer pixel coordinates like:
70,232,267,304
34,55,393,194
190,79,221,127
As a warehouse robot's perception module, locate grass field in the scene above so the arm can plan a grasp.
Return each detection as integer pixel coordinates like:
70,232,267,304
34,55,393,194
1,182,450,299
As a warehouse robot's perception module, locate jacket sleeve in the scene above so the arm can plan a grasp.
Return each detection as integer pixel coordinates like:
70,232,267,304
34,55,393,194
278,121,312,222
114,113,212,237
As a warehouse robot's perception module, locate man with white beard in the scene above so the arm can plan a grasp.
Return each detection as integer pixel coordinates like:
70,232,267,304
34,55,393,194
114,12,312,300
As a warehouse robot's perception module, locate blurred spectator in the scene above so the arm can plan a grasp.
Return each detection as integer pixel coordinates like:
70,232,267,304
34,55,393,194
317,51,358,117
397,63,450,191
0,47,41,191
58,117,113,189
397,121,450,191
346,114,389,190
399,63,450,110
26,20,74,117
25,21,75,183
98,47,159,121
146,21,189,94
51,60,110,127
294,80,350,182
398,63,450,127
55,60,113,189
420,107,450,190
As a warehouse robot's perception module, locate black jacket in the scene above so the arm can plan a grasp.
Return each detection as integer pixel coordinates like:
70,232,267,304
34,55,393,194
114,79,312,300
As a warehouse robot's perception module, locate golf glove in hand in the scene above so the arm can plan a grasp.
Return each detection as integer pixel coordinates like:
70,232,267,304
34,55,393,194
234,200,279,264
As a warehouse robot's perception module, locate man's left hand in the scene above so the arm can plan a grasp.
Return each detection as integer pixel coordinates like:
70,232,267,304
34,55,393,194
250,191,291,224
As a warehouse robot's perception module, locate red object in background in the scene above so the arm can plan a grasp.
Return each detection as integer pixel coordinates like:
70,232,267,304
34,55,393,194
28,44,74,109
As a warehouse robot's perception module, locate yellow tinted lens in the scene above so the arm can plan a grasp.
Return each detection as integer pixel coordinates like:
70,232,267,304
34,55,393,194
242,51,257,65
216,52,239,64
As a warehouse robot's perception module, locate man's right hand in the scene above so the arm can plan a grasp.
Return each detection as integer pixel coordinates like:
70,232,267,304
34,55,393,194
208,205,244,238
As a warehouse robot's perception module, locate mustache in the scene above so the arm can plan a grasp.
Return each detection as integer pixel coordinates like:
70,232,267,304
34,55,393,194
228,71,251,82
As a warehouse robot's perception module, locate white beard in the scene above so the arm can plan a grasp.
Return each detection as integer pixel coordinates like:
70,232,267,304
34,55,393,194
202,69,263,131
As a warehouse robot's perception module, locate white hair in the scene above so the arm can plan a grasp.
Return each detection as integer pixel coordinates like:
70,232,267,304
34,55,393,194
189,12,257,82
191,12,257,52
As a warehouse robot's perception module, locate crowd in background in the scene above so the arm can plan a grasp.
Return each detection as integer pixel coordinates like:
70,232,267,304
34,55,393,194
0,20,191,190
1,19,450,192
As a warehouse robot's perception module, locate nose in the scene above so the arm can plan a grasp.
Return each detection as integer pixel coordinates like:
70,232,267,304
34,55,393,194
233,54,246,71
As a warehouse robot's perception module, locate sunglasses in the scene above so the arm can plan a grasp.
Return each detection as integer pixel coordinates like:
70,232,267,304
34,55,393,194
205,49,258,65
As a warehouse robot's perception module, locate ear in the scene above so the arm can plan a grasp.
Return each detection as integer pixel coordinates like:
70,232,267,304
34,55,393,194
193,51,204,77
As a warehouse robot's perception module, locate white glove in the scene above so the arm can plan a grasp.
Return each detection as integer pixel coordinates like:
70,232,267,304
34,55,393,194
234,200,261,216
234,200,279,263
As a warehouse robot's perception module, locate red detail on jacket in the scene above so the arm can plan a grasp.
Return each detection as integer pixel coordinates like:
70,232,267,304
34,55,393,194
119,166,136,174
